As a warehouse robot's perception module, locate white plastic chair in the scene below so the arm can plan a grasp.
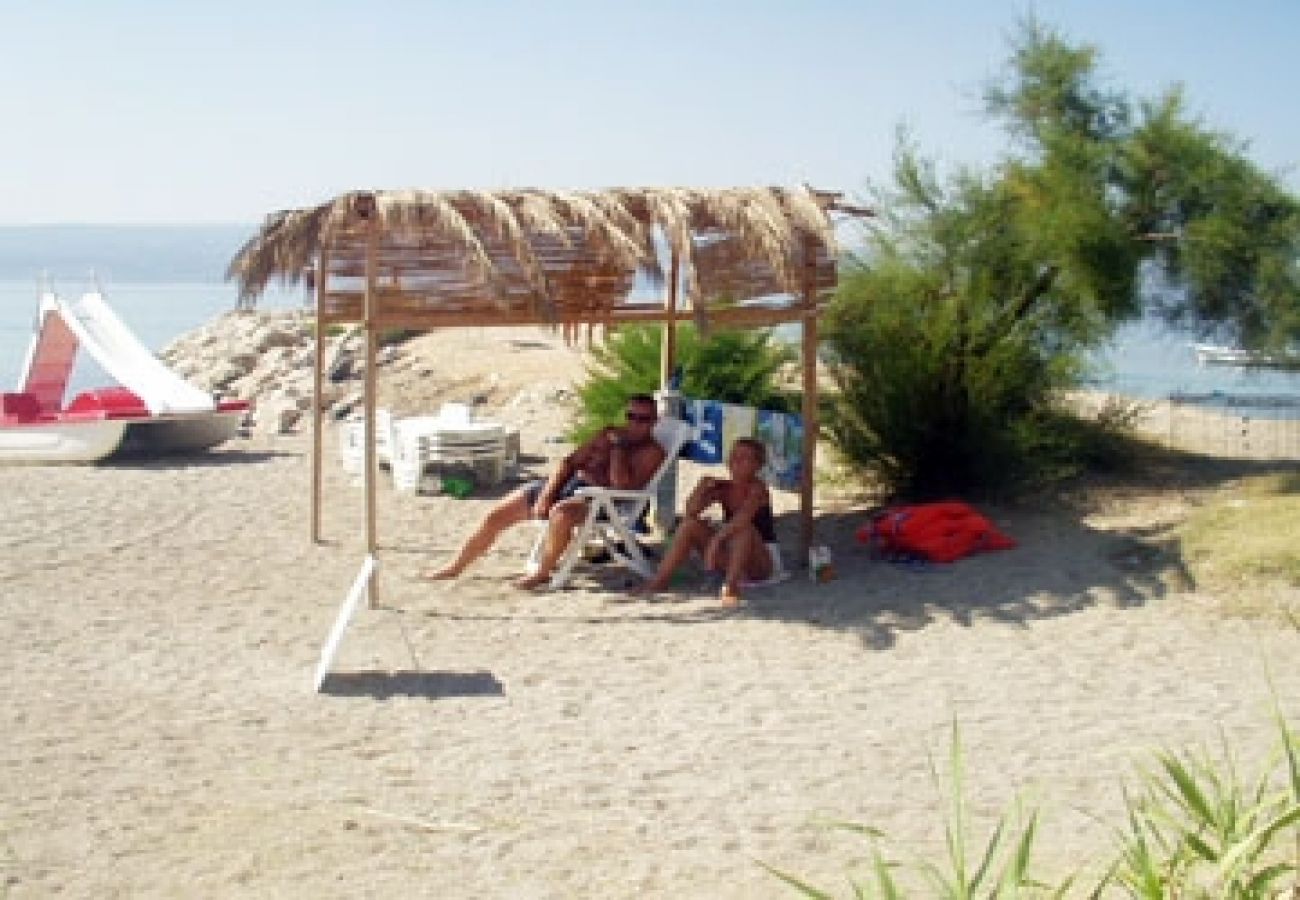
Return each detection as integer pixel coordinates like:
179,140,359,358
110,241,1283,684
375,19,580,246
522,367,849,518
338,408,397,477
528,417,697,589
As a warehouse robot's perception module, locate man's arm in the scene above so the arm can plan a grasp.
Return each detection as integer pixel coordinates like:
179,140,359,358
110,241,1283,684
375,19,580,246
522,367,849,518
536,437,594,516
536,431,611,516
533,456,574,518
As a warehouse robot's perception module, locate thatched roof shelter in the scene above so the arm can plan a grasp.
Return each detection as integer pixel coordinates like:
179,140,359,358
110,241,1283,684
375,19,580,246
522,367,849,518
231,186,865,601
229,186,849,329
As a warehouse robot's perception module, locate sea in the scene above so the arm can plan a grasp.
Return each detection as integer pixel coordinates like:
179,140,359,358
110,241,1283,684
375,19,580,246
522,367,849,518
2,225,1298,411
0,225,302,396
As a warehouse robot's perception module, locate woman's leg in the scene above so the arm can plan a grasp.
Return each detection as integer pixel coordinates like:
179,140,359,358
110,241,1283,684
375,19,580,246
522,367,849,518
633,516,712,594
719,524,772,605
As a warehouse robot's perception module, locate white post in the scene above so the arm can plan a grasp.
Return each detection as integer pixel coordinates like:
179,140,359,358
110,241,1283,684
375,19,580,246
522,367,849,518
313,555,377,692
653,387,683,534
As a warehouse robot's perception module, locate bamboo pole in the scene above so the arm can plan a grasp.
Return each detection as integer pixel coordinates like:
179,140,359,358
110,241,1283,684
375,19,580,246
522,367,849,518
311,250,328,544
799,238,819,564
363,216,379,607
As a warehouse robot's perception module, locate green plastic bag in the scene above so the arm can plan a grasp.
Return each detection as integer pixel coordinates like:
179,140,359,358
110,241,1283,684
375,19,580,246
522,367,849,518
441,475,475,498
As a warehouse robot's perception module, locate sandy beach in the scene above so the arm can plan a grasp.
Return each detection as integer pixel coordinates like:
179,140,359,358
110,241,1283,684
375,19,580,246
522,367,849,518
3,328,1299,898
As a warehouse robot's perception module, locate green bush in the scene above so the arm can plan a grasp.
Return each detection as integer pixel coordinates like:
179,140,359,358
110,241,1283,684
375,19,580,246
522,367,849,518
572,323,795,442
824,262,1090,499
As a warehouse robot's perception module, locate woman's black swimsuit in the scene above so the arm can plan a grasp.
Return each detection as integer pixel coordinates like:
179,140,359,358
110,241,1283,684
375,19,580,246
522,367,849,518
728,501,777,543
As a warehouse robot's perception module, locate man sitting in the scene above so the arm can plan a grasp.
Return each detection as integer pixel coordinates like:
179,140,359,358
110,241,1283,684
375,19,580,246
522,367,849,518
423,393,666,589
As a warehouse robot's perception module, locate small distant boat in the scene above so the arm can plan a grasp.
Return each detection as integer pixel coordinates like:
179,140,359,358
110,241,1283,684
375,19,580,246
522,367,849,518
1,290,248,464
1194,343,1300,369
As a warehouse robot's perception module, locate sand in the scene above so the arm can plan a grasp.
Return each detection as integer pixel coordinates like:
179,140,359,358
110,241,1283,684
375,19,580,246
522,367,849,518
3,328,1298,898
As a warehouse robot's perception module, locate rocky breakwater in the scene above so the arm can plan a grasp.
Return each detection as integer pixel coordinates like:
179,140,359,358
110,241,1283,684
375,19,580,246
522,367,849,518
159,313,586,439
160,310,366,435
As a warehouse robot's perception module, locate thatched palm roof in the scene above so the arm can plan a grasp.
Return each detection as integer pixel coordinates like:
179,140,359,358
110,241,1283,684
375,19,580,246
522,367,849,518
228,186,857,327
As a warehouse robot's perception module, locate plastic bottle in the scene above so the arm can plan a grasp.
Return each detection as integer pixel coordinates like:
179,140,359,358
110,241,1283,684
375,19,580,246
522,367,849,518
809,544,835,583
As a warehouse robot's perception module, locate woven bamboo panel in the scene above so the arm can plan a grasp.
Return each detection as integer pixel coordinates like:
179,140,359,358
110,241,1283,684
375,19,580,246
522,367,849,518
231,187,861,326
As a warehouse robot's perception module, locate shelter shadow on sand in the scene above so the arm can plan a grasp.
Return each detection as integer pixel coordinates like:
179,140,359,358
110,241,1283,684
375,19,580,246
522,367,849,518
318,669,503,700
740,451,1298,651
104,448,297,470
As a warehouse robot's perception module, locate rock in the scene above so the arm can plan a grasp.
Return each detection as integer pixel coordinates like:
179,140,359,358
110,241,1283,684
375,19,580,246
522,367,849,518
208,362,246,391
229,351,260,372
328,355,354,382
256,327,301,353
256,401,302,436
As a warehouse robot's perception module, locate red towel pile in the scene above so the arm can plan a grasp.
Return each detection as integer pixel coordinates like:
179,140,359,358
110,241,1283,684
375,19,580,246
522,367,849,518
855,501,1016,564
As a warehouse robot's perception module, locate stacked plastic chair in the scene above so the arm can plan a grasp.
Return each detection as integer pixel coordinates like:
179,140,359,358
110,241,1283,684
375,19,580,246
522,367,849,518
397,405,516,493
340,404,518,492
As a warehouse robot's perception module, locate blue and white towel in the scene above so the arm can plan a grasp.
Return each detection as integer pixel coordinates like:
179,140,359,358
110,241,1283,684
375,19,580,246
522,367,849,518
681,398,803,491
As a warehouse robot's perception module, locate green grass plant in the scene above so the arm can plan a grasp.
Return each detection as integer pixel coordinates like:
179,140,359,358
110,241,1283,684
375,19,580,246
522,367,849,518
763,724,1075,898
767,715,1300,898
1106,712,1300,898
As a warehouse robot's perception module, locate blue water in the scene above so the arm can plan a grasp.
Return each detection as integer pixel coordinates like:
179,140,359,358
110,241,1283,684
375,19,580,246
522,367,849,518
0,280,304,397
1089,318,1300,403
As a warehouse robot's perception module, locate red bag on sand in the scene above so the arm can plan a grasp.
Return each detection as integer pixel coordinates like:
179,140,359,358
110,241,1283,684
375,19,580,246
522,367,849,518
855,501,1016,563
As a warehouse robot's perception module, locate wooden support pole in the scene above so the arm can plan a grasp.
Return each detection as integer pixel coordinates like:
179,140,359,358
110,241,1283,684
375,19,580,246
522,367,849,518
799,239,819,565
310,249,328,544
659,249,680,389
363,218,379,606
653,249,683,534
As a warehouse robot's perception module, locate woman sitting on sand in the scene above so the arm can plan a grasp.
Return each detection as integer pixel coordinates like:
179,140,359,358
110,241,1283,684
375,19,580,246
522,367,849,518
633,437,776,606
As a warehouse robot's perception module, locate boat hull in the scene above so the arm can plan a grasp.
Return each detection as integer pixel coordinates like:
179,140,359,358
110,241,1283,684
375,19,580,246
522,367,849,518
118,410,244,456
1195,343,1300,369
0,419,128,463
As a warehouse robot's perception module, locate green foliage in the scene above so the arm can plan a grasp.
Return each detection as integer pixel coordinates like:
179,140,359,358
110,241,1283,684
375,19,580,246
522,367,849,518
305,319,349,338
378,327,423,347
985,18,1300,351
825,16,1300,497
1119,89,1300,351
824,149,1094,497
572,323,794,441
1107,713,1300,898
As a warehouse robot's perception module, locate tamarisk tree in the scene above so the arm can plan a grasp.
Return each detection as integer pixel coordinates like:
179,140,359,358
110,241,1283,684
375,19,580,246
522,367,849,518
826,17,1300,496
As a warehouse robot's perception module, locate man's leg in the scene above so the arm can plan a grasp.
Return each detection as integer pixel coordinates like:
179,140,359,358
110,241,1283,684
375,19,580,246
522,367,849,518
423,488,533,579
515,497,589,589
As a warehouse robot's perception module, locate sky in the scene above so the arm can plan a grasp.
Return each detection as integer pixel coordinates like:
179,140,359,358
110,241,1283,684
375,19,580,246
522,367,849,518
1,0,1297,225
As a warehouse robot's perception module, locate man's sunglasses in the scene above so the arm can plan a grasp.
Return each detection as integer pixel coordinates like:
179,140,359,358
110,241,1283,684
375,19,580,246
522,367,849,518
625,411,657,423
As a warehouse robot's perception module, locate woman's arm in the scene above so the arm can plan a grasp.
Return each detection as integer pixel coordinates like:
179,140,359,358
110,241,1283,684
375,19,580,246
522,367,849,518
683,476,722,520
714,482,769,541
702,481,769,570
